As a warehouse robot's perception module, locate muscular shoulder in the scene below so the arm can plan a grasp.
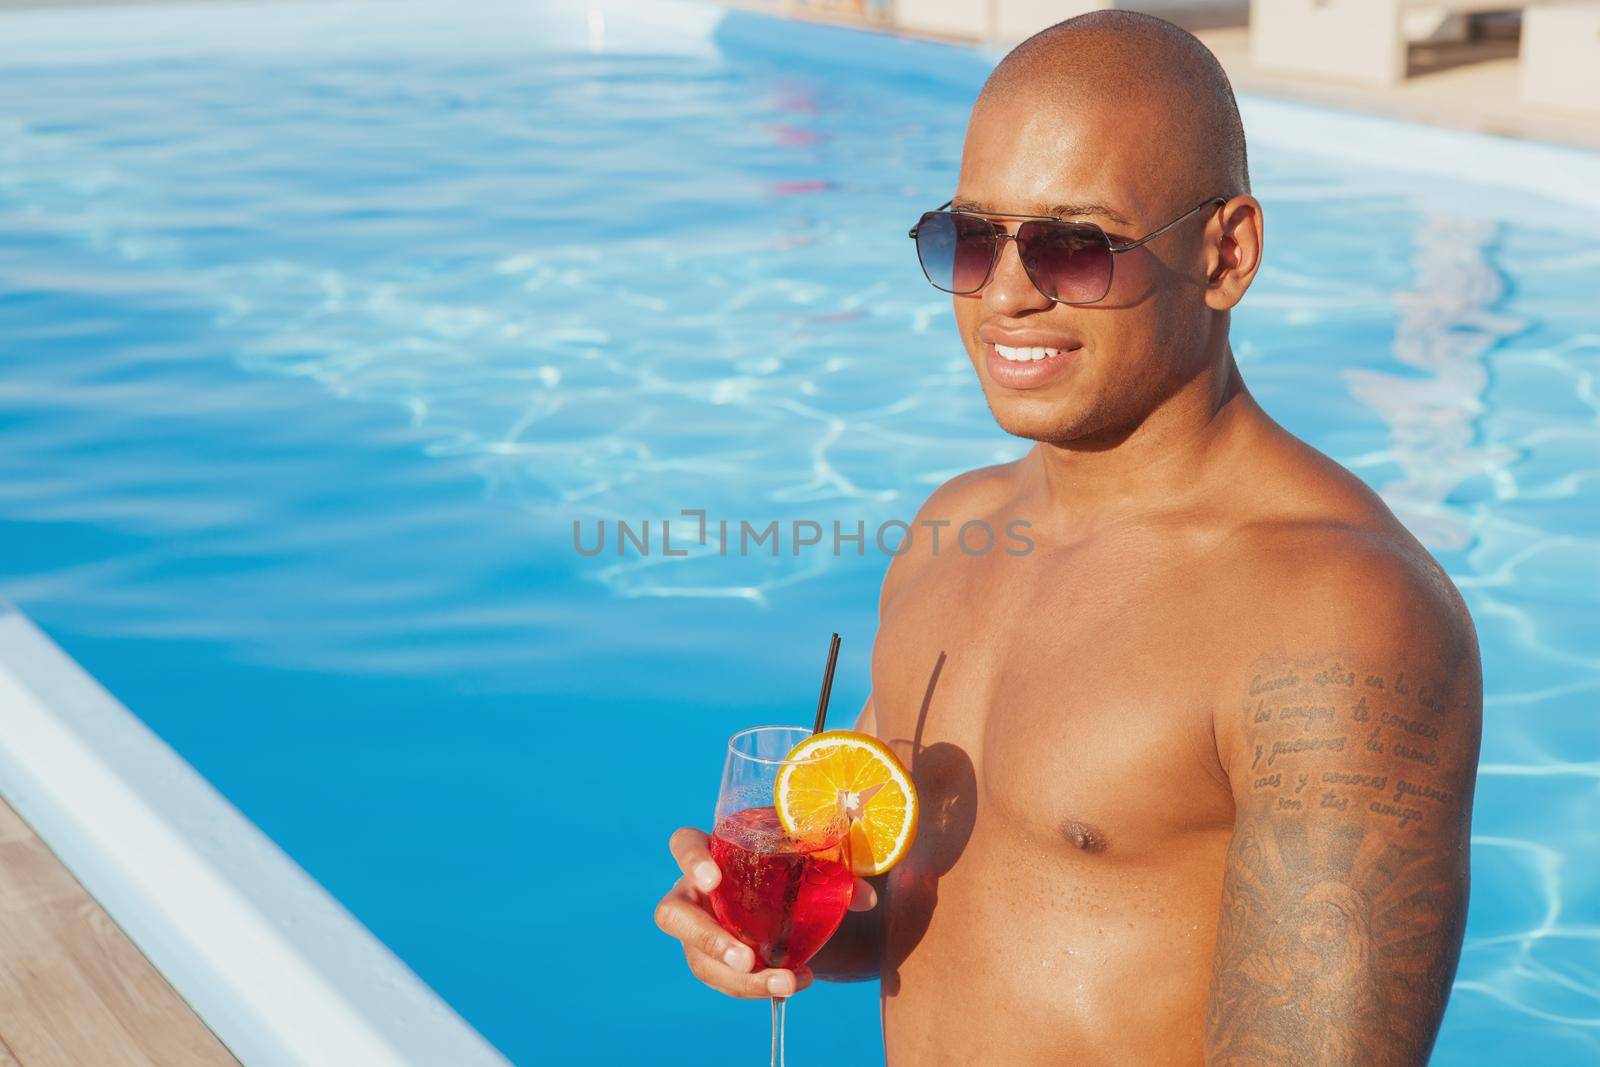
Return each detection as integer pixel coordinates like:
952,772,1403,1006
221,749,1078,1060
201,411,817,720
1228,511,1465,630
877,457,1026,613
1207,515,1482,813
1212,515,1476,675
1203,460,1484,767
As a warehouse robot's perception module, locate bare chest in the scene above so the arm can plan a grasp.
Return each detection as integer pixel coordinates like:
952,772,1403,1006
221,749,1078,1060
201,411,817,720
871,540,1234,861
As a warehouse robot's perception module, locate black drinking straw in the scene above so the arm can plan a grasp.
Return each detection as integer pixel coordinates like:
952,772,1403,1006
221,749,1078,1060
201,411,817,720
811,632,841,735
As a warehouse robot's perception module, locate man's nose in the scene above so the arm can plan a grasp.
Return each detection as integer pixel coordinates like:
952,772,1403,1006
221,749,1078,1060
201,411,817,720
984,231,1053,315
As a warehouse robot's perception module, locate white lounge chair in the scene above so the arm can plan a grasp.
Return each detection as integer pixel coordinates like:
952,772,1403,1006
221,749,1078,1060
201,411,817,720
1520,1,1600,116
1250,0,1537,86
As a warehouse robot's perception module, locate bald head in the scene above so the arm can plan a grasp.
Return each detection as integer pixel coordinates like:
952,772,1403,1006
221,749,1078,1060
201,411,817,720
976,10,1249,199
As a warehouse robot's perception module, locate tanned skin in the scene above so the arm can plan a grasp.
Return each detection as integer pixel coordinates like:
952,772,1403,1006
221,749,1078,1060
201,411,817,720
654,12,1480,1065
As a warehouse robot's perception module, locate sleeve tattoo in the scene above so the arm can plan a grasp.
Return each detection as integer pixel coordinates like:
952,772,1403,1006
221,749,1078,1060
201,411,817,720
1204,654,1480,1066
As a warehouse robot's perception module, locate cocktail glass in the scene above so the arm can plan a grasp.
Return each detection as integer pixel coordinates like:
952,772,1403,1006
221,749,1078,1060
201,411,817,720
709,725,853,1067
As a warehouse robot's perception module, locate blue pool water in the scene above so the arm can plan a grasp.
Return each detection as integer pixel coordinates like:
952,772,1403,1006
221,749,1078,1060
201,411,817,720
1,1,1597,1062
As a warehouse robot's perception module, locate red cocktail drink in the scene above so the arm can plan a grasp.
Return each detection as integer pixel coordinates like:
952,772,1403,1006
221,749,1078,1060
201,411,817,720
708,805,853,969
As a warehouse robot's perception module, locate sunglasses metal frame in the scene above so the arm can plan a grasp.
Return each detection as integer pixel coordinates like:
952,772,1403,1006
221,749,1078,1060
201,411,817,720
907,195,1228,304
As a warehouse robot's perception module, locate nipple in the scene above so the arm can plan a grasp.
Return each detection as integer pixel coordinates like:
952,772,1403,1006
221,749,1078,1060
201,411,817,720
1060,818,1108,853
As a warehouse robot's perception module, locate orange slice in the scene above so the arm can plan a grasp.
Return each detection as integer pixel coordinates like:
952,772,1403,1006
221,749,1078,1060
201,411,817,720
774,730,918,876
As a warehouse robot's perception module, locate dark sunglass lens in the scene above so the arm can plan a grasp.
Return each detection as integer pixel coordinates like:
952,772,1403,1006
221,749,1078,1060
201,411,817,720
1017,221,1113,303
915,212,995,294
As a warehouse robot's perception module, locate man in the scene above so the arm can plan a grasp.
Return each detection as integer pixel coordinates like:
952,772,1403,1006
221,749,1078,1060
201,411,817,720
655,11,1481,1065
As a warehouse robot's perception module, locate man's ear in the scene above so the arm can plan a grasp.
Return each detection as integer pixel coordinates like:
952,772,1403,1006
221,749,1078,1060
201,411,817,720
1204,195,1263,311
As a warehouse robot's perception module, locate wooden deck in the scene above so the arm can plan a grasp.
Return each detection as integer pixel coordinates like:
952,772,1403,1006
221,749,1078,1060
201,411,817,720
0,799,237,1067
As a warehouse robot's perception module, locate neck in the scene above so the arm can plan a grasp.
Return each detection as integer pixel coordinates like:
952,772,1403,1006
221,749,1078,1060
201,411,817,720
1025,346,1251,526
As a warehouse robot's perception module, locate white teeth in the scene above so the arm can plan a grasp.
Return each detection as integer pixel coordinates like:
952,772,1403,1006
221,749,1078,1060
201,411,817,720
994,344,1063,363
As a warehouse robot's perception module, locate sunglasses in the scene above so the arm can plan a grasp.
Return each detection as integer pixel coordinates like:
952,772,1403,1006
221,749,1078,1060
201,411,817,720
908,196,1226,305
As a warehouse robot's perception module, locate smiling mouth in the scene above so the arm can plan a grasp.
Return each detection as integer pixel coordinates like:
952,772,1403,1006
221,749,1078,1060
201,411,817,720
980,339,1082,389
993,343,1071,363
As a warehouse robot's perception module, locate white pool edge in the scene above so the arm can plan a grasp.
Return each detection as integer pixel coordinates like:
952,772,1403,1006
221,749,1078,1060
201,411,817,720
0,598,510,1067
1235,94,1600,215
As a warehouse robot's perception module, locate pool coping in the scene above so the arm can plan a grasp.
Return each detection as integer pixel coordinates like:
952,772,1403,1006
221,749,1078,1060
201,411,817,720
0,598,509,1067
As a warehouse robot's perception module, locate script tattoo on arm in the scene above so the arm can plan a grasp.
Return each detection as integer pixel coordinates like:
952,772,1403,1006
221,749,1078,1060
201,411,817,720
1204,654,1480,1067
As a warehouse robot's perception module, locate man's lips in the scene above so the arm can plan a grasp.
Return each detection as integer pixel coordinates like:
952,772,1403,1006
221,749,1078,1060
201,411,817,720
981,339,1082,389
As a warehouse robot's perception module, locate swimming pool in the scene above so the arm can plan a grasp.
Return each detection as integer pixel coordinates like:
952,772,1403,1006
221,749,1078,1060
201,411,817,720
0,0,1596,1062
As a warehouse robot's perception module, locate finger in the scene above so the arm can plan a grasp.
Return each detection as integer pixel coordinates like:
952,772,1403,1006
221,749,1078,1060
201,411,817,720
758,967,811,996
848,877,877,912
655,892,753,970
668,827,720,892
685,949,809,999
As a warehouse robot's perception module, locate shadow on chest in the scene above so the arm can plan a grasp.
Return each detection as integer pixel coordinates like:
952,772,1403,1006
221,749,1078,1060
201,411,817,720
874,548,1222,857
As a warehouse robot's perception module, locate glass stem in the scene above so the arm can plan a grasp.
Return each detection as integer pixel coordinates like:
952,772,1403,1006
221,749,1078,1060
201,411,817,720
770,995,787,1067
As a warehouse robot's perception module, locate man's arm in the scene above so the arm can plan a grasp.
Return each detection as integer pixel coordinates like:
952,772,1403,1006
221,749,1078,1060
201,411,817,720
1204,549,1482,1066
